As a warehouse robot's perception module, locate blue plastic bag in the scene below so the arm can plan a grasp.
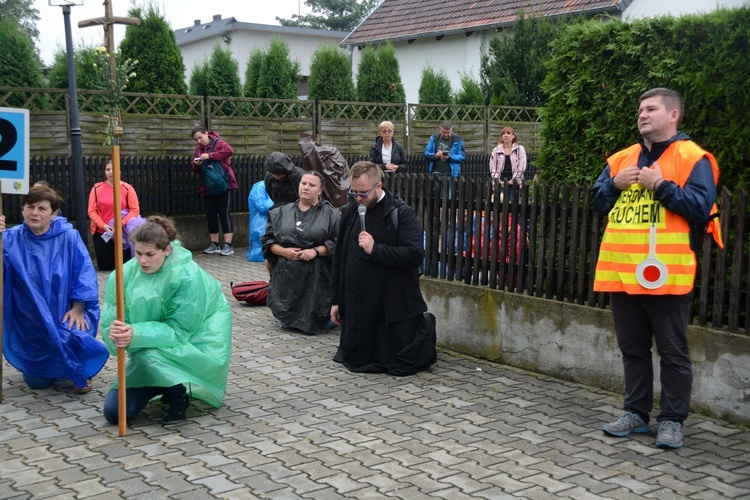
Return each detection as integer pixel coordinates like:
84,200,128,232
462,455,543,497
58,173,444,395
247,181,273,262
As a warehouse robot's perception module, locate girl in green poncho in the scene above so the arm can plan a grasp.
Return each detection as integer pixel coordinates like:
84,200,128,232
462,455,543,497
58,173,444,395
102,215,232,425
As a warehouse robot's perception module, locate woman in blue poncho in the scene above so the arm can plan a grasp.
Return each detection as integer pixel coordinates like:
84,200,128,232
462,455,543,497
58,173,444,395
101,215,232,425
1,186,107,394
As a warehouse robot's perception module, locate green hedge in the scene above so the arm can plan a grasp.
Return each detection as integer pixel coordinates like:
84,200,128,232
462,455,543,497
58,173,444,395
539,7,750,190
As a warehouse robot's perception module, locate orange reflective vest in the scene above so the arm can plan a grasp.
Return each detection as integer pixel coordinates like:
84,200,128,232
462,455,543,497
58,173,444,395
593,141,720,295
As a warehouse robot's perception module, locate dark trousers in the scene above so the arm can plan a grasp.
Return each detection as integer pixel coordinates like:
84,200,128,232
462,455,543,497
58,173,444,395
204,190,233,235
92,231,133,271
103,384,186,424
610,292,693,423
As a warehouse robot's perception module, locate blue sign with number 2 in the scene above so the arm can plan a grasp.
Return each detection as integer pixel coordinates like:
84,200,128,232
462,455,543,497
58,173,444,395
0,107,30,194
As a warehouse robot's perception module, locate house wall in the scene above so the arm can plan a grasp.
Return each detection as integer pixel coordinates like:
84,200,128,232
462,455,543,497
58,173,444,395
623,0,748,19
350,30,492,105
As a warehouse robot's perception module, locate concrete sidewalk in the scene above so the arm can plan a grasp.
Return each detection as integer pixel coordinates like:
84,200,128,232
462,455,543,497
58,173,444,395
1,248,749,499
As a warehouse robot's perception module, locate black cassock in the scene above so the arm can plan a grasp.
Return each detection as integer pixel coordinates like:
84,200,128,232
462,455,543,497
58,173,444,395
332,192,436,376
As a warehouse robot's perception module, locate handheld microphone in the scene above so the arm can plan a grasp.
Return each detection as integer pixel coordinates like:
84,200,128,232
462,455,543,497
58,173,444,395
357,205,366,232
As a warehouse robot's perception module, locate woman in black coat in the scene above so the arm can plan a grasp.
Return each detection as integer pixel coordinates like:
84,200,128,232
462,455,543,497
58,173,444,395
368,120,407,173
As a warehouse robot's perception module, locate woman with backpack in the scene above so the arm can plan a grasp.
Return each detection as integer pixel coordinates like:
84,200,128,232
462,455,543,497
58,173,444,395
191,125,238,256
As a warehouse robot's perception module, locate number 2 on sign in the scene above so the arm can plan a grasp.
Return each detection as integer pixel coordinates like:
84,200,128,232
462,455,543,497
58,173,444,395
0,117,18,171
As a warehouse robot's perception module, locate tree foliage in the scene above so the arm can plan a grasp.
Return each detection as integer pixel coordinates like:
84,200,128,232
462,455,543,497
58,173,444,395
480,12,568,107
47,44,101,90
243,49,265,98
206,45,242,98
254,37,300,100
540,7,750,190
277,0,378,31
453,73,485,106
356,42,405,104
189,58,209,97
0,0,39,44
308,44,355,101
119,4,187,95
418,66,452,105
0,16,43,91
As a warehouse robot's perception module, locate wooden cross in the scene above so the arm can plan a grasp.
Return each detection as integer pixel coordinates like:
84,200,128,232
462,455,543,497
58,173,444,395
79,0,140,92
78,0,139,438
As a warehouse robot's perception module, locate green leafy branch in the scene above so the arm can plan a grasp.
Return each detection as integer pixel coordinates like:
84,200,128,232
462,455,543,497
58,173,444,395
94,46,138,146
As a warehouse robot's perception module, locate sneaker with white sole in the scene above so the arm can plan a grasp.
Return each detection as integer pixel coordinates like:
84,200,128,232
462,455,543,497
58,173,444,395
204,242,221,254
602,411,651,437
220,243,234,256
655,420,683,449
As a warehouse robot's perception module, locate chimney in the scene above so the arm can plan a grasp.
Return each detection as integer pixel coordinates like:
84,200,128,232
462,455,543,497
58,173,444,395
213,14,221,22
194,19,201,26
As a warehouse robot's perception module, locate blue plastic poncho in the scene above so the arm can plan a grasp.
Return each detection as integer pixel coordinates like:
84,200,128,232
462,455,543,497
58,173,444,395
2,217,108,387
247,181,273,262
101,241,232,407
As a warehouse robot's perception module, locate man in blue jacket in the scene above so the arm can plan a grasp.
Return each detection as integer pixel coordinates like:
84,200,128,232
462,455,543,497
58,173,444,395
424,120,466,178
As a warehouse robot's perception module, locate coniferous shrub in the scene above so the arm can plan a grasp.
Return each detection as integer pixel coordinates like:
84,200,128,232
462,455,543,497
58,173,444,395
308,44,355,102
0,16,43,91
255,36,300,100
417,65,452,120
243,49,264,98
120,5,187,96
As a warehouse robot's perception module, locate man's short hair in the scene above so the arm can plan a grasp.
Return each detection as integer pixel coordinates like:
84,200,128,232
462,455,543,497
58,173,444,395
21,185,63,212
639,87,684,126
440,120,453,130
350,161,382,184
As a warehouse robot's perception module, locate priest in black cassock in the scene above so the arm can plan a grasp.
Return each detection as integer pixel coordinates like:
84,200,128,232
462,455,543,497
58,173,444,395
331,161,436,376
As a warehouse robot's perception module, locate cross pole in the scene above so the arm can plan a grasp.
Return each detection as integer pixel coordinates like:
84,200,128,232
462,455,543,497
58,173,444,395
79,0,139,437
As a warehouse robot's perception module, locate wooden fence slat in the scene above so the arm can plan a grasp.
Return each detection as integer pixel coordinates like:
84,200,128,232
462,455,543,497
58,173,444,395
727,189,746,331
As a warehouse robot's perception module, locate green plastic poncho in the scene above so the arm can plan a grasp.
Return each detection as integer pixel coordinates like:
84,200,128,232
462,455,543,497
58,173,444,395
101,241,232,407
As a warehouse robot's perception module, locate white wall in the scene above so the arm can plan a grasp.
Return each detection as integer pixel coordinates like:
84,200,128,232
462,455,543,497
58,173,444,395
623,0,749,19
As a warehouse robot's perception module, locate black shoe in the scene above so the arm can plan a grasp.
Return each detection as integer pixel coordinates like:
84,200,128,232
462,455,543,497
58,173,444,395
162,393,189,425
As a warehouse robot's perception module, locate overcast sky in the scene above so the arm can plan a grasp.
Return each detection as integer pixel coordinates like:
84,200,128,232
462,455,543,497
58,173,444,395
35,0,313,66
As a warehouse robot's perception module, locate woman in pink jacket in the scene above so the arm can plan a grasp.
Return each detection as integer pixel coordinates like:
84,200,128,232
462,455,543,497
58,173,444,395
489,127,527,187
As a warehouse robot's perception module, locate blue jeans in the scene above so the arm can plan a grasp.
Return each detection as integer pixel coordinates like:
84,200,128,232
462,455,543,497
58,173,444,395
103,384,186,424
23,374,57,389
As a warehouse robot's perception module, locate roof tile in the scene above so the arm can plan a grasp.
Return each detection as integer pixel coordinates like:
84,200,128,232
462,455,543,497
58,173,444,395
343,0,621,44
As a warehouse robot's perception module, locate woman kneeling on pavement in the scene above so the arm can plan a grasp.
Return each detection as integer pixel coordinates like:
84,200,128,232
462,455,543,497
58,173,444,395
262,172,340,334
102,215,232,425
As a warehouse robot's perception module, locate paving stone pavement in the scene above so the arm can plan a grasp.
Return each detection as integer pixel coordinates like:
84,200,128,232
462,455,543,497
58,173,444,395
2,248,750,499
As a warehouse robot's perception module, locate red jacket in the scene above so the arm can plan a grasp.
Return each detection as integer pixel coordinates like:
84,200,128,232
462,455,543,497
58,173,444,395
191,130,238,196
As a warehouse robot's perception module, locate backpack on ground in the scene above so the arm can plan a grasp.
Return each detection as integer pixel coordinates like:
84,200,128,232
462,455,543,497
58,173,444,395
231,280,268,305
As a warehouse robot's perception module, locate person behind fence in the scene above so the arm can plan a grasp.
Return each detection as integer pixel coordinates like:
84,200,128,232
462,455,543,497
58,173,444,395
191,125,237,256
331,161,436,376
101,215,232,426
424,120,465,178
489,126,527,188
88,158,141,271
593,87,722,450
369,120,407,173
262,172,340,334
265,152,307,209
0,187,108,394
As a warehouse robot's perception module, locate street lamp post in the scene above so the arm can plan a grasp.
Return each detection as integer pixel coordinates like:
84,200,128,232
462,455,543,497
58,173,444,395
49,0,87,245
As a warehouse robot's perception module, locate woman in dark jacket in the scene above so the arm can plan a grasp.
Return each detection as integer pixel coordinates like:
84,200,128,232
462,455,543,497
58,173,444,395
368,121,407,173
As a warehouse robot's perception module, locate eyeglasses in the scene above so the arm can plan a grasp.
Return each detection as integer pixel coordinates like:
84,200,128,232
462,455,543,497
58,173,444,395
349,183,379,199
380,129,393,133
